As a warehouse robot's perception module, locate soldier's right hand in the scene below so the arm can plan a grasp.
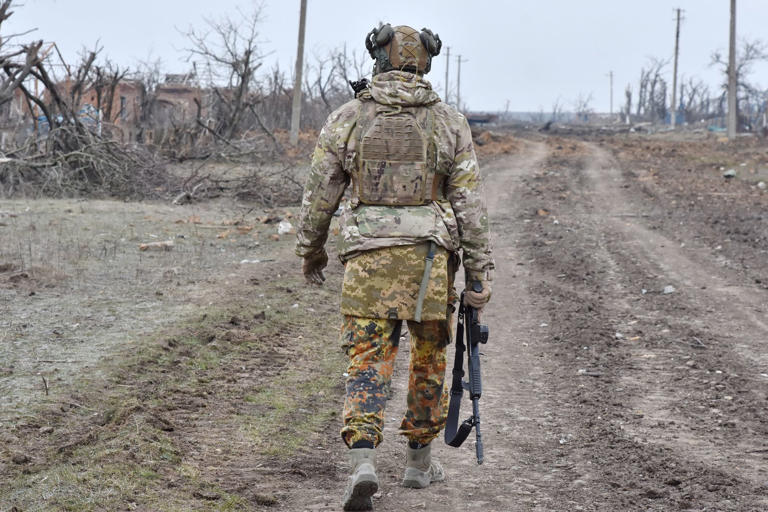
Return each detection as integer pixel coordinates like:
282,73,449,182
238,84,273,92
302,249,328,285
464,280,491,309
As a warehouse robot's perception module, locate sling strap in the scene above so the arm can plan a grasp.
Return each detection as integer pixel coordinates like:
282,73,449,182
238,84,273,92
413,241,437,323
444,300,473,447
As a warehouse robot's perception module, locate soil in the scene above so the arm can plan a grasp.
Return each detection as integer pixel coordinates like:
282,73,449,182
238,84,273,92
276,132,768,511
0,199,295,422
2,130,768,511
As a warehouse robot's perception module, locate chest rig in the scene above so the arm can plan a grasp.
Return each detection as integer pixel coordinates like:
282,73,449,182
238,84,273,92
348,101,443,206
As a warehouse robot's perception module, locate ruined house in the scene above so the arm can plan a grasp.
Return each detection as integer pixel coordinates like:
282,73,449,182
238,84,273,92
0,69,217,150
151,74,202,129
82,79,145,141
0,88,36,148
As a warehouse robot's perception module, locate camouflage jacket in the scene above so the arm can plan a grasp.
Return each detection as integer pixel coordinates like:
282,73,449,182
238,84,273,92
296,70,494,282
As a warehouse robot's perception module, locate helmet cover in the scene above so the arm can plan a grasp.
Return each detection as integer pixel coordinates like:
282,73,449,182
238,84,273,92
365,24,442,75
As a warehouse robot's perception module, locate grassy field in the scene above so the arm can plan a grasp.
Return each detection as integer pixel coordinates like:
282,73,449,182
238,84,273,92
1,198,347,511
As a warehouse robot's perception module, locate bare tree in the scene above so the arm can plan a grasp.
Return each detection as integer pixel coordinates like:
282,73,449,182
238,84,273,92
550,97,563,123
712,38,768,131
333,44,370,87
253,64,291,130
184,4,265,140
300,46,366,128
0,1,42,107
635,57,669,122
650,76,668,122
679,76,712,124
623,84,632,124
0,42,171,199
739,84,768,131
15,48,100,153
636,67,649,118
530,108,546,124
133,56,163,132
92,60,129,124
572,92,594,122
305,51,337,113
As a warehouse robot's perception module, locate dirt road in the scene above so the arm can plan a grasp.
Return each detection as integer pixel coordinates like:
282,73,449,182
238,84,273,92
278,135,768,511
3,132,767,511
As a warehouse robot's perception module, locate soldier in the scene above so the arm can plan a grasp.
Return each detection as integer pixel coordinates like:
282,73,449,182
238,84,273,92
296,23,493,511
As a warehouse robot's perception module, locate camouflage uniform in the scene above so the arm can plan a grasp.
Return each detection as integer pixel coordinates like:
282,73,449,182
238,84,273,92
341,316,451,447
296,69,493,448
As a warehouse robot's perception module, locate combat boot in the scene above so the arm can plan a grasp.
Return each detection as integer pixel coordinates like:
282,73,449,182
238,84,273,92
342,448,378,511
402,442,446,488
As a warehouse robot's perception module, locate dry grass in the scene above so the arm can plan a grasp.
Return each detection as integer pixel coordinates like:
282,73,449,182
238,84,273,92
0,197,347,510
1,258,345,511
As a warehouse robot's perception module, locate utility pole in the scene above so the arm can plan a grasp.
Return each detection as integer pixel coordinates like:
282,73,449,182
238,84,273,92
456,55,468,112
727,0,737,139
444,46,450,103
289,0,307,146
607,70,614,116
671,8,682,127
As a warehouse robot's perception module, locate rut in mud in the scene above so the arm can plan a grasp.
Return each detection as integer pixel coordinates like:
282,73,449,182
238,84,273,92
508,137,768,511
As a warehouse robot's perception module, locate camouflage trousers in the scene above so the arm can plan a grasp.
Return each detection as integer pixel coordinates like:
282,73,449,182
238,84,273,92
340,316,451,447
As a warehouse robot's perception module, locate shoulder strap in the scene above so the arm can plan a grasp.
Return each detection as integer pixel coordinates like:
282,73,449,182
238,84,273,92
423,107,445,201
444,301,473,447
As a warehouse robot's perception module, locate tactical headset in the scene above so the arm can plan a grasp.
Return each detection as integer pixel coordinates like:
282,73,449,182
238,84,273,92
365,24,442,75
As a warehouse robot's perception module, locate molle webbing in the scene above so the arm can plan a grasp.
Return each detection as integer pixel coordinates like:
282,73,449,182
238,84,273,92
351,102,443,205
361,115,424,162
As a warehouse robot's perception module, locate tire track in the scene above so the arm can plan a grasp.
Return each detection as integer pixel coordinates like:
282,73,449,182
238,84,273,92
577,143,768,497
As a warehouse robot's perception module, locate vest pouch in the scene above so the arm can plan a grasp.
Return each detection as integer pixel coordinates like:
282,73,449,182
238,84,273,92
354,204,444,240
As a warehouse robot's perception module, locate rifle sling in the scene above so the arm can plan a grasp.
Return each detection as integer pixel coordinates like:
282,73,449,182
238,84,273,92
413,241,437,323
444,301,472,447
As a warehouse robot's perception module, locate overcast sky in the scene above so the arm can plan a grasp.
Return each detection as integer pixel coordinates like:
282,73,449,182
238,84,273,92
6,0,768,113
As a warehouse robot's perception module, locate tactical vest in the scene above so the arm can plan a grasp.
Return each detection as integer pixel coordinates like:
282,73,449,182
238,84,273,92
347,101,445,206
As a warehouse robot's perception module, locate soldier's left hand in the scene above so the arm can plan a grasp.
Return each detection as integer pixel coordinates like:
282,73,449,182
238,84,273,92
302,249,328,285
464,280,492,309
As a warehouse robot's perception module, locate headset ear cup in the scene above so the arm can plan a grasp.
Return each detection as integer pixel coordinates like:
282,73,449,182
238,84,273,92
420,28,442,57
365,28,377,58
432,33,442,56
376,24,394,47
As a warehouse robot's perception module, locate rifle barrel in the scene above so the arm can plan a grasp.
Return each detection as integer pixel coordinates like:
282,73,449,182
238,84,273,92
473,398,484,464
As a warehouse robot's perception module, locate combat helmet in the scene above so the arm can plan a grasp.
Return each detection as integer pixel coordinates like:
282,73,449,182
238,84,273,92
365,24,442,75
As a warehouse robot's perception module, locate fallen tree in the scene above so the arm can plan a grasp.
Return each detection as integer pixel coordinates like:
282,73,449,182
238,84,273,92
0,0,307,204
0,46,171,199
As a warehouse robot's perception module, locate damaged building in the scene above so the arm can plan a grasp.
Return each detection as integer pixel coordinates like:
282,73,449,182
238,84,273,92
0,71,210,150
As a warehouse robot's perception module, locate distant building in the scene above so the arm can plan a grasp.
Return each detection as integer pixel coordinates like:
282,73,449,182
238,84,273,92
466,113,499,126
164,72,197,85
0,69,211,147
153,82,202,126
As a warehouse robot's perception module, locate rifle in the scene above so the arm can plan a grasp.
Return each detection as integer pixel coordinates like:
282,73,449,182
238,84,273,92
348,78,370,97
444,282,489,464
